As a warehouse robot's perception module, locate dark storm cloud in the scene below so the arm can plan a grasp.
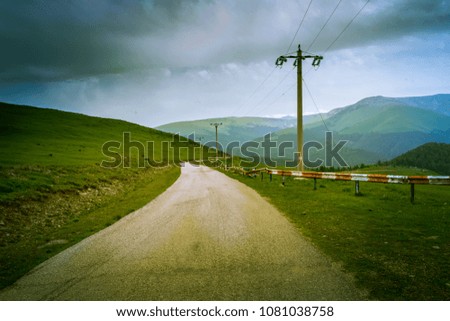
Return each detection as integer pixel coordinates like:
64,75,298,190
0,0,193,81
316,0,450,51
0,0,448,82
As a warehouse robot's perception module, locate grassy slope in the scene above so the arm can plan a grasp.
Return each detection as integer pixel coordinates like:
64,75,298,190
266,96,450,164
391,142,450,175
0,103,197,288
323,104,450,135
0,165,180,289
223,166,450,300
0,102,182,166
250,126,383,167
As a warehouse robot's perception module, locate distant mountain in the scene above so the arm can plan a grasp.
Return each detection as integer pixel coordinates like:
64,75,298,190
157,116,297,147
396,94,450,116
156,114,333,147
268,94,450,165
317,95,450,134
156,94,450,167
390,143,450,175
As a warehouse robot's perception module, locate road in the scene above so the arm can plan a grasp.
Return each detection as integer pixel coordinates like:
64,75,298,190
0,164,366,300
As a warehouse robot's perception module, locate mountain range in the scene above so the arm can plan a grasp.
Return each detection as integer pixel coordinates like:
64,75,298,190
157,94,450,167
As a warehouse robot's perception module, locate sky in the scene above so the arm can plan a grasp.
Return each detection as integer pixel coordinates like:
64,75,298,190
0,0,449,127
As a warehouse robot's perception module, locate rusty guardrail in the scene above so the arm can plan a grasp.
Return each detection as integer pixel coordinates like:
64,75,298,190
237,167,450,203
264,169,450,185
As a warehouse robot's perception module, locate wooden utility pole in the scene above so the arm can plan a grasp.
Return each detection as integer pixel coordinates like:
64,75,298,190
276,44,322,171
297,45,303,172
210,122,222,162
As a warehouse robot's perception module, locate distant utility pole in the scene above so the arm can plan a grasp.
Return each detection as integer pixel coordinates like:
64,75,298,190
276,44,323,172
210,122,222,162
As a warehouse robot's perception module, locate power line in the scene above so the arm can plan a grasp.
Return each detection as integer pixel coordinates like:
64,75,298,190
302,78,330,131
299,0,370,106
257,59,326,116
286,0,314,54
232,1,314,117
257,81,296,116
231,66,277,116
234,0,364,119
306,0,343,51
234,0,319,118
245,0,314,117
245,66,295,116
256,61,324,116
324,0,370,53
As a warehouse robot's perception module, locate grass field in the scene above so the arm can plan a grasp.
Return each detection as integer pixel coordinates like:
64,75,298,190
224,167,450,300
0,102,205,288
0,102,211,167
0,165,179,288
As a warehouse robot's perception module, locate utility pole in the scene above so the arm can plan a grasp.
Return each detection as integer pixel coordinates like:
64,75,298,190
276,44,323,171
210,122,222,162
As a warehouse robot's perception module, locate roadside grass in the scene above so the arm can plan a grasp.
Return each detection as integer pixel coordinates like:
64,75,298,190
223,166,450,300
0,103,195,289
0,102,211,167
0,164,180,289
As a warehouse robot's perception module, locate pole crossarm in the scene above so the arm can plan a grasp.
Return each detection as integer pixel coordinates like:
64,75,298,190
275,48,323,68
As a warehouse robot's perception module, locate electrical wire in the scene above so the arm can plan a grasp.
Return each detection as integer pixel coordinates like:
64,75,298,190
303,77,330,131
230,66,277,116
245,66,295,116
324,0,370,53
258,81,296,116
235,0,369,120
286,0,314,54
233,0,315,117
300,1,370,132
306,0,343,51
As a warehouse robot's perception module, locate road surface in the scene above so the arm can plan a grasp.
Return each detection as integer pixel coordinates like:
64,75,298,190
0,164,366,300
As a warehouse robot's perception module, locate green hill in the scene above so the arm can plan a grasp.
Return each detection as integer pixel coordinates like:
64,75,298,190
156,114,327,149
156,94,450,168
156,116,299,147
390,142,450,175
0,102,203,288
0,102,204,166
267,95,450,166
321,98,450,134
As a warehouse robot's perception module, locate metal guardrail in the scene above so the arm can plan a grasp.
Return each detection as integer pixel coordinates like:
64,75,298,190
264,169,450,185
230,167,450,203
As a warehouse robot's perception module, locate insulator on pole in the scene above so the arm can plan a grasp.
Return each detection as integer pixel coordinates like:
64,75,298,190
312,56,323,67
275,56,287,67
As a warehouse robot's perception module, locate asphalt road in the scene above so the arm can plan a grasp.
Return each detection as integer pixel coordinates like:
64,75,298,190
0,164,366,300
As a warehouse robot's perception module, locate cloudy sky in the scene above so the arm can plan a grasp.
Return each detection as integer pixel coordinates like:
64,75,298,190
0,0,449,127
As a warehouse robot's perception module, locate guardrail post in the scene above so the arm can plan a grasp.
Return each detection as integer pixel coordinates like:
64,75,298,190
261,172,264,181
270,173,272,182
410,184,415,203
282,175,285,186
314,178,317,190
355,181,361,196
